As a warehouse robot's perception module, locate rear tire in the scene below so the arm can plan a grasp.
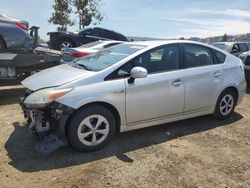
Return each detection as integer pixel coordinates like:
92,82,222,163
0,38,6,52
213,89,236,119
68,105,116,152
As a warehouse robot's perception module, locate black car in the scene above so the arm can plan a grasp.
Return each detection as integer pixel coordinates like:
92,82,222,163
47,27,128,50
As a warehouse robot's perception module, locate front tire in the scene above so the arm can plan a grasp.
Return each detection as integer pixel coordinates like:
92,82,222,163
68,105,116,152
213,89,236,119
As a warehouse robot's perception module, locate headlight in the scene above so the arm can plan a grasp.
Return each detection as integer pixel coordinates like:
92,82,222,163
24,88,73,108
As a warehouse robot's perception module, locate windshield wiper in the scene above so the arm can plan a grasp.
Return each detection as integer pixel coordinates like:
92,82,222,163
76,63,94,71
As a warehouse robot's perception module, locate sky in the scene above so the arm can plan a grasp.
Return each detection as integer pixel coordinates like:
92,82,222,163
1,0,250,40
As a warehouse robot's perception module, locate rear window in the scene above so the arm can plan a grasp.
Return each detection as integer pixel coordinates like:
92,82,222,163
212,49,226,64
212,43,232,52
79,41,103,48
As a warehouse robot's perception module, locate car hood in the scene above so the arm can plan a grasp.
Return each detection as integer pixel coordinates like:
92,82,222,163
22,64,93,91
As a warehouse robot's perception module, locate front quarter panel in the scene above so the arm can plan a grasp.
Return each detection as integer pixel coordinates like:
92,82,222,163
56,79,126,126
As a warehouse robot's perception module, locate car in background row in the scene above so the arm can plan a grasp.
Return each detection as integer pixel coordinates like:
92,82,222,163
212,42,250,57
61,40,124,63
0,14,34,52
21,40,246,152
239,51,250,82
48,27,128,51
212,42,250,82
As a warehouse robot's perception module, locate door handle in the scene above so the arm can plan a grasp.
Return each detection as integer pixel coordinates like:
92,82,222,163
213,71,222,78
172,79,184,87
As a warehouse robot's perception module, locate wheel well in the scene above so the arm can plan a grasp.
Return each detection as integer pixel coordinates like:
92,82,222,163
225,86,239,103
65,102,121,139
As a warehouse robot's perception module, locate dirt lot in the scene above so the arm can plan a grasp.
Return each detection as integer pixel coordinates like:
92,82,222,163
0,84,249,188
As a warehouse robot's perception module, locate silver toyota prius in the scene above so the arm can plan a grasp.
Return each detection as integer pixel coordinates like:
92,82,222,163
21,40,246,152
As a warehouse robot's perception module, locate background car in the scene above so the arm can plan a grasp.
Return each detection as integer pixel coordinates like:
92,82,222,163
47,27,128,50
212,42,250,57
239,51,250,82
61,40,124,63
0,14,34,52
21,41,246,152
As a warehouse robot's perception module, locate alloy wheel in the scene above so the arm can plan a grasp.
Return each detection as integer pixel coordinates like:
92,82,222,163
77,115,110,146
219,94,234,116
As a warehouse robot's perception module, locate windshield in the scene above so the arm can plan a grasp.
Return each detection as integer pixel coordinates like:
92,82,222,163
71,43,146,71
212,43,232,52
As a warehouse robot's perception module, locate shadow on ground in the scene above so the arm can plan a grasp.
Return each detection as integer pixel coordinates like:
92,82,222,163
5,112,243,172
0,87,24,106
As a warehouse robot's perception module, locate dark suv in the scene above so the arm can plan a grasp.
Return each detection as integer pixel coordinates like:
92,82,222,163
48,27,128,50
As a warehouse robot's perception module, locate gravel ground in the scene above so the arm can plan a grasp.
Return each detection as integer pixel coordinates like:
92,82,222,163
0,84,249,188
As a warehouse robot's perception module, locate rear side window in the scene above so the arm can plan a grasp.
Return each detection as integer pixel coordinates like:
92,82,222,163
238,43,249,52
212,49,226,64
183,44,214,68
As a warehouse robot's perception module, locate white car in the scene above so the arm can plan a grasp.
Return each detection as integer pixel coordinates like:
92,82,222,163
61,40,123,63
21,40,246,152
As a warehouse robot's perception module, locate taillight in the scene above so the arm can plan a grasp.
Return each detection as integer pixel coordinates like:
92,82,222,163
71,52,89,58
15,21,28,30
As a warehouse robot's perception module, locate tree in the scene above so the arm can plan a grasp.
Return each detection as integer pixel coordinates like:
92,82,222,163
70,0,103,30
49,0,73,31
222,33,228,42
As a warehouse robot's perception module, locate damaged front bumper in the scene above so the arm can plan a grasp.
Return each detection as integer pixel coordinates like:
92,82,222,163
20,91,74,153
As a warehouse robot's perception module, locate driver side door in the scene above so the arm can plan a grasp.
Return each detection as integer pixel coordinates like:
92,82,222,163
124,44,185,126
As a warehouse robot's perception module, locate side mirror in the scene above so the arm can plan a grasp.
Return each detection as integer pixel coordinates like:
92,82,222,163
128,67,148,83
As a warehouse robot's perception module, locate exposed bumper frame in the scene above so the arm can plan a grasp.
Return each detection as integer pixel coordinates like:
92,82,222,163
20,96,74,153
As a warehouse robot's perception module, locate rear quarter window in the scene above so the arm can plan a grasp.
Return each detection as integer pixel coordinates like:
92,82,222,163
212,49,226,64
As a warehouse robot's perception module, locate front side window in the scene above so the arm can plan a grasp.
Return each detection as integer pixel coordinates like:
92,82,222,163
106,44,181,79
79,28,93,35
183,44,214,68
136,44,180,73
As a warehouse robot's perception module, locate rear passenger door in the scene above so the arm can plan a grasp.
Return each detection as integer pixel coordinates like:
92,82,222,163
183,44,224,113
